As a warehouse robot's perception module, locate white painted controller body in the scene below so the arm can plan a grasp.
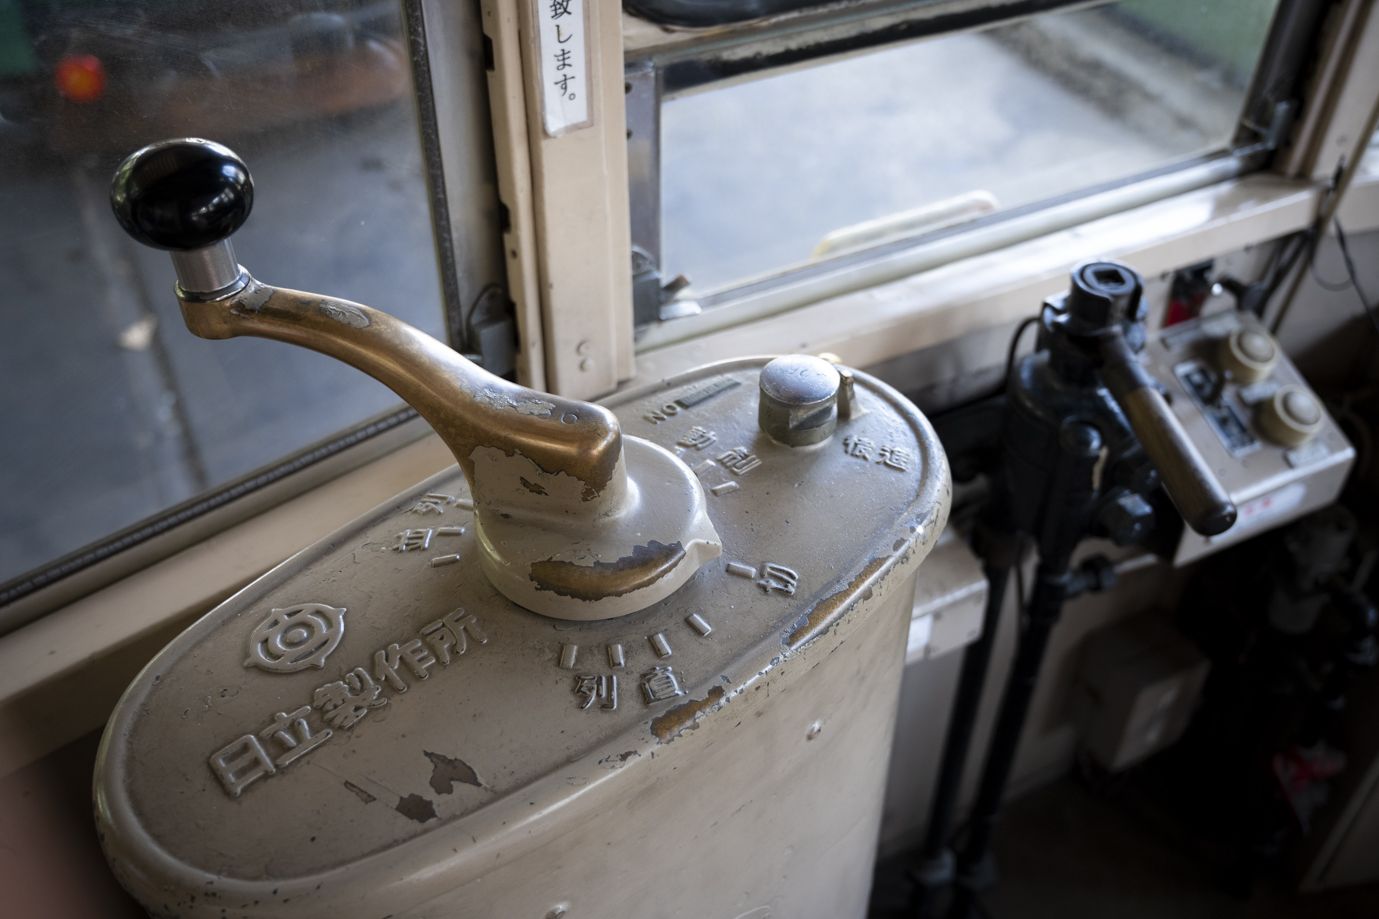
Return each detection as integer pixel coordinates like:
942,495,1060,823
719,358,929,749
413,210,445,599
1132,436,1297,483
95,358,950,919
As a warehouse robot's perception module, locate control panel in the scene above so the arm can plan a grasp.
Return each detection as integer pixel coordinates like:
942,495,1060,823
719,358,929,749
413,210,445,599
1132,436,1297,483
1144,310,1353,564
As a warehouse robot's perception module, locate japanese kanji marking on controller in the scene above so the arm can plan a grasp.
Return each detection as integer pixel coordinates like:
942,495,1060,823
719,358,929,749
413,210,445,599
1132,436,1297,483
210,609,488,797
243,603,347,674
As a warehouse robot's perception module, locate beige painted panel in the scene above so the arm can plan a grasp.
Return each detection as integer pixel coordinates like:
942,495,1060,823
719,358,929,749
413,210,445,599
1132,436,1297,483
879,544,1180,855
0,173,1331,778
6,160,1377,780
1275,228,1379,384
482,0,639,395
507,0,635,398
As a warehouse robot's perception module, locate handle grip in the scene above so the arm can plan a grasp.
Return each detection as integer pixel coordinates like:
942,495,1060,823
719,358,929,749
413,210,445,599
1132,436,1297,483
1102,334,1237,537
109,138,625,512
178,279,626,516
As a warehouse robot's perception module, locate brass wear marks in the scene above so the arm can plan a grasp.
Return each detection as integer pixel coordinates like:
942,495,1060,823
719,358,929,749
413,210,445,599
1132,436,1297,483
726,560,800,596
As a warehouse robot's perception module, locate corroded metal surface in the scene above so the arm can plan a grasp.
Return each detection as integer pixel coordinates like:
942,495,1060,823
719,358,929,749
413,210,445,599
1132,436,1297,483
96,358,950,918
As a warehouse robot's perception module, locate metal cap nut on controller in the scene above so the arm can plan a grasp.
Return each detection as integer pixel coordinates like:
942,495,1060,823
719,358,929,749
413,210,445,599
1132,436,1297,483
758,355,842,446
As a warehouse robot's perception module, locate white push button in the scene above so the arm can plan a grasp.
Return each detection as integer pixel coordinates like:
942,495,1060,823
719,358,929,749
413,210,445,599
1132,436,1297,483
1218,326,1278,383
1283,389,1321,426
1257,384,1324,447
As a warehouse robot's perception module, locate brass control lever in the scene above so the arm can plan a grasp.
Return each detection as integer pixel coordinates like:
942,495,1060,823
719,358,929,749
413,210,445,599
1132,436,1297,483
110,138,720,620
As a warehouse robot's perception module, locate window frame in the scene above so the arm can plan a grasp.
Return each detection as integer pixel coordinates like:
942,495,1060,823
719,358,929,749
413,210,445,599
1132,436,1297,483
623,0,1326,331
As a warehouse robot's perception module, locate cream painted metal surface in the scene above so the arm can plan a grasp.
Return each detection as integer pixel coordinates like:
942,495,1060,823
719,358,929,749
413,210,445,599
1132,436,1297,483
95,357,950,919
480,0,635,398
904,533,987,665
13,172,1379,783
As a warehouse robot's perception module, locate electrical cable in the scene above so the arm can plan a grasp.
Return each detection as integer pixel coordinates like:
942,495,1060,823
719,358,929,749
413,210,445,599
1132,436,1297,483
1330,216,1379,335
1003,316,1039,391
1014,553,1027,627
1265,230,1313,299
1272,89,1379,334
1260,231,1295,289
1308,235,1356,292
1262,171,1366,321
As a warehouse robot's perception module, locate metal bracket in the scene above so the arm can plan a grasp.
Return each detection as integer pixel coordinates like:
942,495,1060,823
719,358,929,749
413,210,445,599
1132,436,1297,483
465,283,518,377
625,60,703,327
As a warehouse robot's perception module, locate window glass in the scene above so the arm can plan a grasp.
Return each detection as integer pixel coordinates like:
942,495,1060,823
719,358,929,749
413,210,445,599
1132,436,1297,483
0,0,443,585
661,0,1281,295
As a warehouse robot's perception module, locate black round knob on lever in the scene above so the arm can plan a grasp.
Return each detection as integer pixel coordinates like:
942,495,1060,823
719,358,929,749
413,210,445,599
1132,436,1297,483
110,139,253,293
111,139,253,250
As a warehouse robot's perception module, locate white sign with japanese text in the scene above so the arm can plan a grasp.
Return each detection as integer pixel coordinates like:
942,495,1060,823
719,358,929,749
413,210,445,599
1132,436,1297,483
533,0,592,136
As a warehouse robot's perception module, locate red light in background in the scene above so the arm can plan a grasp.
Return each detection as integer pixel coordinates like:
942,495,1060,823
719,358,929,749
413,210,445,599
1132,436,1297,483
55,54,106,104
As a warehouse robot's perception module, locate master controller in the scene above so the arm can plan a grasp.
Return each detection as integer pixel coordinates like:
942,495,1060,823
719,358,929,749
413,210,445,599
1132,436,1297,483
94,139,952,919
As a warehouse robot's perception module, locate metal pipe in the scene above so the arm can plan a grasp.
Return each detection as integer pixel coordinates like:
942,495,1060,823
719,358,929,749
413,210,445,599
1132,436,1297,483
170,242,244,295
948,559,1069,919
948,420,1103,915
1100,331,1237,536
911,559,1011,918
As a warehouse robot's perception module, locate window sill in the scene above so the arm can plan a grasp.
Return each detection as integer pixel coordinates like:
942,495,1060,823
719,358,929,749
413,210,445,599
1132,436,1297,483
633,170,1356,384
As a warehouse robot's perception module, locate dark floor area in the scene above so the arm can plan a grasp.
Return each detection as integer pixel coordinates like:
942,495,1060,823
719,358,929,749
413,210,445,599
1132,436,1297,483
873,776,1379,919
